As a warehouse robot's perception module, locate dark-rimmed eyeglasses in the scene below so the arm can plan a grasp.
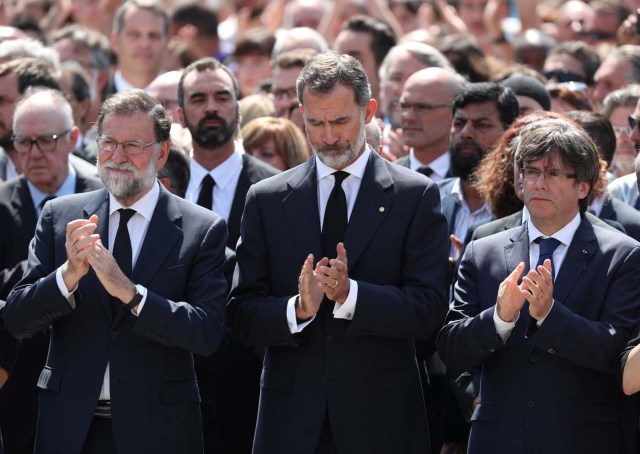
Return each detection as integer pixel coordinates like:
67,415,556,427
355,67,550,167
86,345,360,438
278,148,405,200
542,69,586,84
520,167,577,183
96,137,159,156
397,101,453,114
12,130,71,155
629,114,640,134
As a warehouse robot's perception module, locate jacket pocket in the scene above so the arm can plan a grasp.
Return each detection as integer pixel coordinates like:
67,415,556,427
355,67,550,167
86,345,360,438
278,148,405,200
159,380,201,404
37,366,62,393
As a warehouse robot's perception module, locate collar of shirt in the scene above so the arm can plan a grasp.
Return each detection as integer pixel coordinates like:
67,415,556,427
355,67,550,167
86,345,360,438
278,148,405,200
316,146,371,228
108,179,160,221
450,177,491,216
189,145,243,191
527,211,581,248
113,70,139,92
28,164,77,214
408,149,450,182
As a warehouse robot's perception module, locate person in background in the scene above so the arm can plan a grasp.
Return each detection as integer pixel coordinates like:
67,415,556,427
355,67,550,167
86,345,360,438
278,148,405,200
241,117,309,171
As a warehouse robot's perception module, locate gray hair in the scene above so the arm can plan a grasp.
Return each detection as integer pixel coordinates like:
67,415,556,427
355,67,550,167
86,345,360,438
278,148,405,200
378,42,454,84
600,84,640,118
14,87,74,130
96,89,171,143
272,27,328,60
514,118,600,212
607,45,640,85
0,38,60,71
297,51,371,109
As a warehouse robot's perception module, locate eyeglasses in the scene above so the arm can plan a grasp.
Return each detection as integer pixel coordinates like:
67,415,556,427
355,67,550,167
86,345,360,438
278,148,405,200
272,87,297,100
97,137,159,156
629,114,640,133
520,167,577,183
12,130,71,155
542,69,586,84
397,101,453,114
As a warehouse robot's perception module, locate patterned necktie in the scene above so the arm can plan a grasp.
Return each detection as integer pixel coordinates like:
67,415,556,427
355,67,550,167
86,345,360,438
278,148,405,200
535,237,561,279
322,171,349,258
197,174,215,210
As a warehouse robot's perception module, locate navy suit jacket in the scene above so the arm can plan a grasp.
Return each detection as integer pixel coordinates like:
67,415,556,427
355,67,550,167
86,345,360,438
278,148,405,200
438,218,640,454
4,185,228,454
228,152,449,453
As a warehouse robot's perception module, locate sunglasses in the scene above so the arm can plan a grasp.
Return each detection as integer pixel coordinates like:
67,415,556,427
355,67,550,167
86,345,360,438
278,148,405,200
542,69,586,84
629,114,640,133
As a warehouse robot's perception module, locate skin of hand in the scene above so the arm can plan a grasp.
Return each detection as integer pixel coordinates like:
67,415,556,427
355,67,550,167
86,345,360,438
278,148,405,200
496,261,526,322
317,242,350,304
520,259,553,321
0,367,8,389
61,214,100,292
295,254,325,320
87,239,136,304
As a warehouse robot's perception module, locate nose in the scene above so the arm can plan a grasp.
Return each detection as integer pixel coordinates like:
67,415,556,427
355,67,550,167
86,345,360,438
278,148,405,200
322,123,339,145
459,122,475,140
111,143,129,163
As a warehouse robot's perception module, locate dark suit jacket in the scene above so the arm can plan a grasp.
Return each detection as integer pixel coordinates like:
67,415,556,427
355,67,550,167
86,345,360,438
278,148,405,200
395,155,410,168
600,197,640,242
438,219,640,454
621,330,640,454
226,154,280,250
0,164,102,453
3,185,228,454
228,152,449,453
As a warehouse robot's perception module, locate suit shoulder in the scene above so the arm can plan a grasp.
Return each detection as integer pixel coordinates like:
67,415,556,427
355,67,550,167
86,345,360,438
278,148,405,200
242,154,281,180
170,191,224,224
592,223,640,250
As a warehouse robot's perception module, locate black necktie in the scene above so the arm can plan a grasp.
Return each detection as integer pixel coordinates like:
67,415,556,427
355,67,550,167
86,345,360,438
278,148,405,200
322,171,349,258
417,166,433,177
112,208,136,315
535,237,561,279
40,195,56,210
197,175,215,210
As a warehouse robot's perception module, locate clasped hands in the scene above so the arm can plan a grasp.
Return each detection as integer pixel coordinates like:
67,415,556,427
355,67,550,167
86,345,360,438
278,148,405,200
295,243,350,320
61,215,135,304
496,260,554,323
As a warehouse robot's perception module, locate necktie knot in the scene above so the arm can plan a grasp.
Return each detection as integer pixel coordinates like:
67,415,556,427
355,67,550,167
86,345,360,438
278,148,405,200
333,171,349,186
536,237,560,258
40,195,56,209
118,208,136,226
417,166,433,177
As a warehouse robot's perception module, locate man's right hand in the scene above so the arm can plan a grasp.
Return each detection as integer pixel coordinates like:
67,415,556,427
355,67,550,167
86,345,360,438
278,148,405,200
295,254,325,320
61,215,100,292
496,262,526,323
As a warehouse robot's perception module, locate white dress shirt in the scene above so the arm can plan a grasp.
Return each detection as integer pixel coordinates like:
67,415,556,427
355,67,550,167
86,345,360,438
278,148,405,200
113,70,139,92
186,148,243,221
493,212,581,341
286,147,372,333
55,182,160,399
408,149,450,183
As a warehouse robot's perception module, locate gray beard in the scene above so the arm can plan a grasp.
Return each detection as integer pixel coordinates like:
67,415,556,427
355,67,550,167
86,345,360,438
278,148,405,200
311,121,366,169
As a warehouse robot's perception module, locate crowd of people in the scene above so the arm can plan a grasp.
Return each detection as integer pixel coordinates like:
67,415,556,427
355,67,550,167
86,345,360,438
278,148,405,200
2,0,640,453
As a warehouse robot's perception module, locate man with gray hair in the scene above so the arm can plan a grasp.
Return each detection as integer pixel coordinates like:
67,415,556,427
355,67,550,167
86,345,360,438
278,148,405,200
229,50,448,453
4,89,228,453
592,44,640,107
0,87,102,454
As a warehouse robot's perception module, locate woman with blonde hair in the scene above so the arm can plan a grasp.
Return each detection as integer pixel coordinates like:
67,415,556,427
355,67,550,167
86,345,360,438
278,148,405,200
241,117,310,170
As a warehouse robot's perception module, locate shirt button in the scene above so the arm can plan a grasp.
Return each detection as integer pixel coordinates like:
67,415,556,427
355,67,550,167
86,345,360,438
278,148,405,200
527,400,536,408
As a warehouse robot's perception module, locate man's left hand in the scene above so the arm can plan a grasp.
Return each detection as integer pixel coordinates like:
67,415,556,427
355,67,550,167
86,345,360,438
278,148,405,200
520,259,554,321
87,239,135,304
317,242,350,304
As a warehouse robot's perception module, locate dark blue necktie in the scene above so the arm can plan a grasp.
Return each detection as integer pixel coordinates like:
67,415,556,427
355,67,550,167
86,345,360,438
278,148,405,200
535,237,561,279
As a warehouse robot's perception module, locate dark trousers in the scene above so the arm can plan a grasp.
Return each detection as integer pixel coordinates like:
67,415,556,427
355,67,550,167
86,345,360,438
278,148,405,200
80,417,116,454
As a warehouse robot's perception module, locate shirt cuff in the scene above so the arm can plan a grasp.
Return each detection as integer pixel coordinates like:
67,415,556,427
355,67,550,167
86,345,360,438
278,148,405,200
56,267,77,309
286,295,315,333
333,279,357,320
536,300,554,326
130,285,148,316
493,306,519,342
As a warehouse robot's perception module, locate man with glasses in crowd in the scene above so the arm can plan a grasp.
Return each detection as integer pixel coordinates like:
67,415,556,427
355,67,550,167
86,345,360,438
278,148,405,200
4,89,228,453
0,87,102,454
438,118,640,453
609,98,640,210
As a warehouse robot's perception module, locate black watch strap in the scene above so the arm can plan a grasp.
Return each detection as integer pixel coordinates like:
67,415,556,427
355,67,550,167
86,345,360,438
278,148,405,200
125,286,143,310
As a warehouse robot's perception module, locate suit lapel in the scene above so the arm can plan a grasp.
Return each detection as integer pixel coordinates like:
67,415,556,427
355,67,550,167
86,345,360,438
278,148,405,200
599,199,616,222
440,186,458,238
553,217,597,305
343,152,392,271
12,178,38,248
504,223,532,334
283,159,323,263
227,156,253,249
82,189,112,321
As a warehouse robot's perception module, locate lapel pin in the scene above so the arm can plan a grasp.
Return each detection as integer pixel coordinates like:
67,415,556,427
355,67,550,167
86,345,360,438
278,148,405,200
582,250,588,255
379,207,385,213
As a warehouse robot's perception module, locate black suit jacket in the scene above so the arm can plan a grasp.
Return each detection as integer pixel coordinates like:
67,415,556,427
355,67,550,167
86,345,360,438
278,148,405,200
226,154,280,250
600,197,640,242
4,185,228,454
0,164,102,453
228,152,449,453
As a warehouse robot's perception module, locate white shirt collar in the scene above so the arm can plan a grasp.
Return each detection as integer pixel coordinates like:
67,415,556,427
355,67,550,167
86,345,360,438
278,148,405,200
190,149,243,190
108,180,160,222
527,211,581,247
113,70,139,92
408,149,450,179
450,177,491,215
315,147,371,182
27,163,76,211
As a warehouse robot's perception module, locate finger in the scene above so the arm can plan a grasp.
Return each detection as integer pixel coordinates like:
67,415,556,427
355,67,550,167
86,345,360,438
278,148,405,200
505,262,526,285
335,243,348,264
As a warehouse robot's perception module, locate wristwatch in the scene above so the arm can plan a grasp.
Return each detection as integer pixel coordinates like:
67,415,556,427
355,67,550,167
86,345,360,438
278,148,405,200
125,285,144,310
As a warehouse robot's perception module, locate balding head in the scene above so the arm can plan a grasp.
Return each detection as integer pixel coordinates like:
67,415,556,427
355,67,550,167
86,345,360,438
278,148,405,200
147,70,182,122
